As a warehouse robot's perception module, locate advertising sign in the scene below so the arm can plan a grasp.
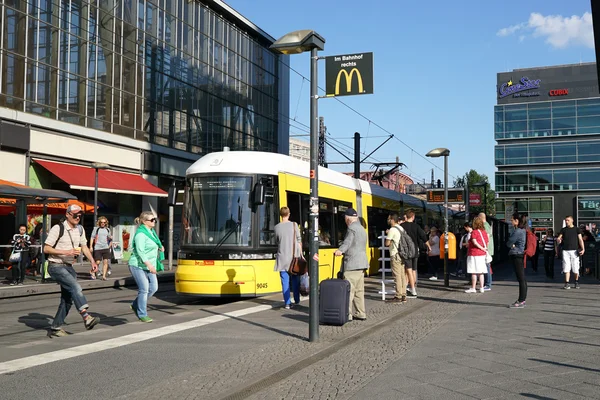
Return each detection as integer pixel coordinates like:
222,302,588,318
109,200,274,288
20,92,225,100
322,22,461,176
469,193,481,206
325,52,374,97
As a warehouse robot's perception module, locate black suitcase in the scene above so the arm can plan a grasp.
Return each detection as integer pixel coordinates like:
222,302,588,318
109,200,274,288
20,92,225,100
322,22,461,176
319,256,350,326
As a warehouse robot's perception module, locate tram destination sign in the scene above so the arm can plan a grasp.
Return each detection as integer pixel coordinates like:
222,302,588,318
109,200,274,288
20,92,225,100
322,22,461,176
325,52,374,97
427,189,465,205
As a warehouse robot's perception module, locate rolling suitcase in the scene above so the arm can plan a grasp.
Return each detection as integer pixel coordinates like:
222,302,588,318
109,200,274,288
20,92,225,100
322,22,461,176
319,256,351,326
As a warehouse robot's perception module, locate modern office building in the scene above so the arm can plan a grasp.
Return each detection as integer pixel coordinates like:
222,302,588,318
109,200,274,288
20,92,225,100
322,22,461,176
494,62,600,235
0,0,289,236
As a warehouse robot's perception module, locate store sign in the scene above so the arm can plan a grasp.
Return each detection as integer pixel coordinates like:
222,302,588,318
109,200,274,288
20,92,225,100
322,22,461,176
549,89,569,96
498,76,541,98
325,52,374,97
579,200,600,210
469,193,481,206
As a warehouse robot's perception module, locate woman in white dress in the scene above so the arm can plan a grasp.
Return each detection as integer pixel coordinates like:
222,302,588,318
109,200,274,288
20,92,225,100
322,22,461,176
465,217,489,293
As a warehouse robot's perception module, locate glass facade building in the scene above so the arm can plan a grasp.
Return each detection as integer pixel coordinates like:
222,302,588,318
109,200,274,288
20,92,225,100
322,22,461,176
495,63,600,235
0,0,286,154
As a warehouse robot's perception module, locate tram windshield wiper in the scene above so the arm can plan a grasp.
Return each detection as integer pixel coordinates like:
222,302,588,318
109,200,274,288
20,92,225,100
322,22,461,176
211,220,241,253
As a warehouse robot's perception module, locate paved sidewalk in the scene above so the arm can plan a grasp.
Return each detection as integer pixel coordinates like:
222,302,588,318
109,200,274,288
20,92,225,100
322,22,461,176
0,262,175,299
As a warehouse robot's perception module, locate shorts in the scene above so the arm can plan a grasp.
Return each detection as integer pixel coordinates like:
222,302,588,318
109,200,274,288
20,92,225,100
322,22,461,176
562,250,580,274
93,248,112,261
404,257,418,270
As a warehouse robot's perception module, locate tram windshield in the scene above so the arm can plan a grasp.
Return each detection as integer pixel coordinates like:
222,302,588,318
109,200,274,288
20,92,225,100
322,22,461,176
183,176,252,248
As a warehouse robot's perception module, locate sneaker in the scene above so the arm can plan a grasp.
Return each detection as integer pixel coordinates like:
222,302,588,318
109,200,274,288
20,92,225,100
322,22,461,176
130,304,139,318
465,288,477,293
47,328,70,338
429,276,438,281
284,304,291,310
139,316,153,323
387,297,403,303
90,274,96,280
17,282,24,286
353,316,367,321
483,286,491,291
509,301,526,309
9,281,16,286
84,316,100,330
406,291,417,298
107,268,112,276
574,282,580,289
563,284,571,290
479,287,485,293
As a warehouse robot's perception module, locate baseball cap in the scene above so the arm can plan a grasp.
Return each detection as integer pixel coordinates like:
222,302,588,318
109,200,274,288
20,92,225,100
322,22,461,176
344,208,358,217
67,204,83,215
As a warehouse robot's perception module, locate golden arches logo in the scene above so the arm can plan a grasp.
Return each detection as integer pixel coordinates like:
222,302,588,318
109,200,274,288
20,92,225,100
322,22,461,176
335,68,363,95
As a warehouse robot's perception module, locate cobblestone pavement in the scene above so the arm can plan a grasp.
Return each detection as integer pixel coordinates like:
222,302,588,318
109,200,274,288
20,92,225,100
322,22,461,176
117,280,471,400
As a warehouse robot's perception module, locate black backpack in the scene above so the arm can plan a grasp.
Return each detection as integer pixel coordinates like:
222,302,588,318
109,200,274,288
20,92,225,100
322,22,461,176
392,226,418,261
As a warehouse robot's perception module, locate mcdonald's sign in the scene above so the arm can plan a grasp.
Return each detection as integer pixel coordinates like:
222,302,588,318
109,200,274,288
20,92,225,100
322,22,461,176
325,52,373,97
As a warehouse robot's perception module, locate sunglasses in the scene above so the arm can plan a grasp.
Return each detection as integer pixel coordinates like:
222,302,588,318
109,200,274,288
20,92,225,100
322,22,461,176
146,218,157,223
69,213,82,219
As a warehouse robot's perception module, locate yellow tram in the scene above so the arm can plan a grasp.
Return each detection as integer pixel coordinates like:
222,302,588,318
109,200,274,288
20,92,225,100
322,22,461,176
175,150,447,298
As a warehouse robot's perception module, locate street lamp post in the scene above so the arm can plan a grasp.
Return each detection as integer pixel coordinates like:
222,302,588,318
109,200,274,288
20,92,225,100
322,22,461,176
91,162,110,226
426,148,450,287
271,30,325,343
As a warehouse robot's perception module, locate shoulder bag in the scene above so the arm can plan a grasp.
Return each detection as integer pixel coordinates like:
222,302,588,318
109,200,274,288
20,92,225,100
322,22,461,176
477,230,493,264
288,222,307,275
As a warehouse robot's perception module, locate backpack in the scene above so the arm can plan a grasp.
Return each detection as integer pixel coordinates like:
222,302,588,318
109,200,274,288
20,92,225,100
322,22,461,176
46,221,84,252
392,226,418,261
524,230,537,258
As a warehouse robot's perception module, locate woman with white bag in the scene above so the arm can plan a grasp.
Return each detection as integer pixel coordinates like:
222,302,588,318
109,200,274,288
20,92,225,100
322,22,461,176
465,217,489,294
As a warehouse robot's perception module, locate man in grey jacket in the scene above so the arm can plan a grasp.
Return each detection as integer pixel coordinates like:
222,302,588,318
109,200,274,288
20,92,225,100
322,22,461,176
334,208,368,321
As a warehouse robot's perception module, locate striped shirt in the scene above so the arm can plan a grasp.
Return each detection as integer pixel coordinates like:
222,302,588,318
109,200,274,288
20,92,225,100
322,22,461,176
544,236,556,251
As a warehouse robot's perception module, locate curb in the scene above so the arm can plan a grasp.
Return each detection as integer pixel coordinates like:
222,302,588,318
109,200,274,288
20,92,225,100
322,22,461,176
0,272,175,299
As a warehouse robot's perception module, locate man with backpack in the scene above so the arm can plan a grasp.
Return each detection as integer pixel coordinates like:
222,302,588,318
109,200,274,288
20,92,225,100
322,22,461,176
90,216,113,280
44,205,100,337
385,213,417,303
401,210,428,298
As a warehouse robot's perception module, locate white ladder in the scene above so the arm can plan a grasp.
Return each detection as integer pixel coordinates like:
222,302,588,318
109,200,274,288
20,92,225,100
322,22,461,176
378,230,395,300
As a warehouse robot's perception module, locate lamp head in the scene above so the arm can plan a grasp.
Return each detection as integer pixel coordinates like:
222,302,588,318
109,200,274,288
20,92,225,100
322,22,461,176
92,162,110,170
425,148,450,158
270,30,325,54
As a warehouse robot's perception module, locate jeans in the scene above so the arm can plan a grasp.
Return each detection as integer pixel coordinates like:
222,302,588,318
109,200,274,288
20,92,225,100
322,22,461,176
48,264,89,329
543,250,555,279
11,252,29,283
484,263,492,288
280,271,300,305
130,266,158,318
511,254,527,303
428,256,440,277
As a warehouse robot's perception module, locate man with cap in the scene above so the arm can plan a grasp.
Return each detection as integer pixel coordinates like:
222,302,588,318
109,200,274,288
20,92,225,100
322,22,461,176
44,204,100,337
334,207,368,321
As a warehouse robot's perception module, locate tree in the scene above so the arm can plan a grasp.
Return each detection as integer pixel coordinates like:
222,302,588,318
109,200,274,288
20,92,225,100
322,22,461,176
456,170,496,218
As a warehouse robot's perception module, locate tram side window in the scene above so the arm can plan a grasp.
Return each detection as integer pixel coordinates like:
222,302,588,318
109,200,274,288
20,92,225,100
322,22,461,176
335,202,352,246
319,199,334,247
367,206,390,247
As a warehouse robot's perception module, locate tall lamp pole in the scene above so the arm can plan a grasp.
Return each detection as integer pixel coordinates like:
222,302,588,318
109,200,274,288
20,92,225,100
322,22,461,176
91,163,110,226
271,30,325,343
426,148,450,287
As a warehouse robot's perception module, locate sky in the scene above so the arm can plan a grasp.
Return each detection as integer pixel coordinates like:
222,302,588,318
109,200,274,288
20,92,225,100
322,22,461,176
226,0,596,188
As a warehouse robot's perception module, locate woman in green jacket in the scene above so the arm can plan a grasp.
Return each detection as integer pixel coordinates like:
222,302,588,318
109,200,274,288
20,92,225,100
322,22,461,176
129,211,164,322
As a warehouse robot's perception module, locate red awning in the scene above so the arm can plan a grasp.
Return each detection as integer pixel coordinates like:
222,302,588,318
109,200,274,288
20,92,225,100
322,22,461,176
34,159,168,197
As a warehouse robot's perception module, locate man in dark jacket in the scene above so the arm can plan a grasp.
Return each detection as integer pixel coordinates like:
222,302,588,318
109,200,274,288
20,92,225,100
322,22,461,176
401,210,428,298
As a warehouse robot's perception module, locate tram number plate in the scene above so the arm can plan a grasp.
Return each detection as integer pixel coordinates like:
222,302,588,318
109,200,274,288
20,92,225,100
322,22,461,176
257,283,268,289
